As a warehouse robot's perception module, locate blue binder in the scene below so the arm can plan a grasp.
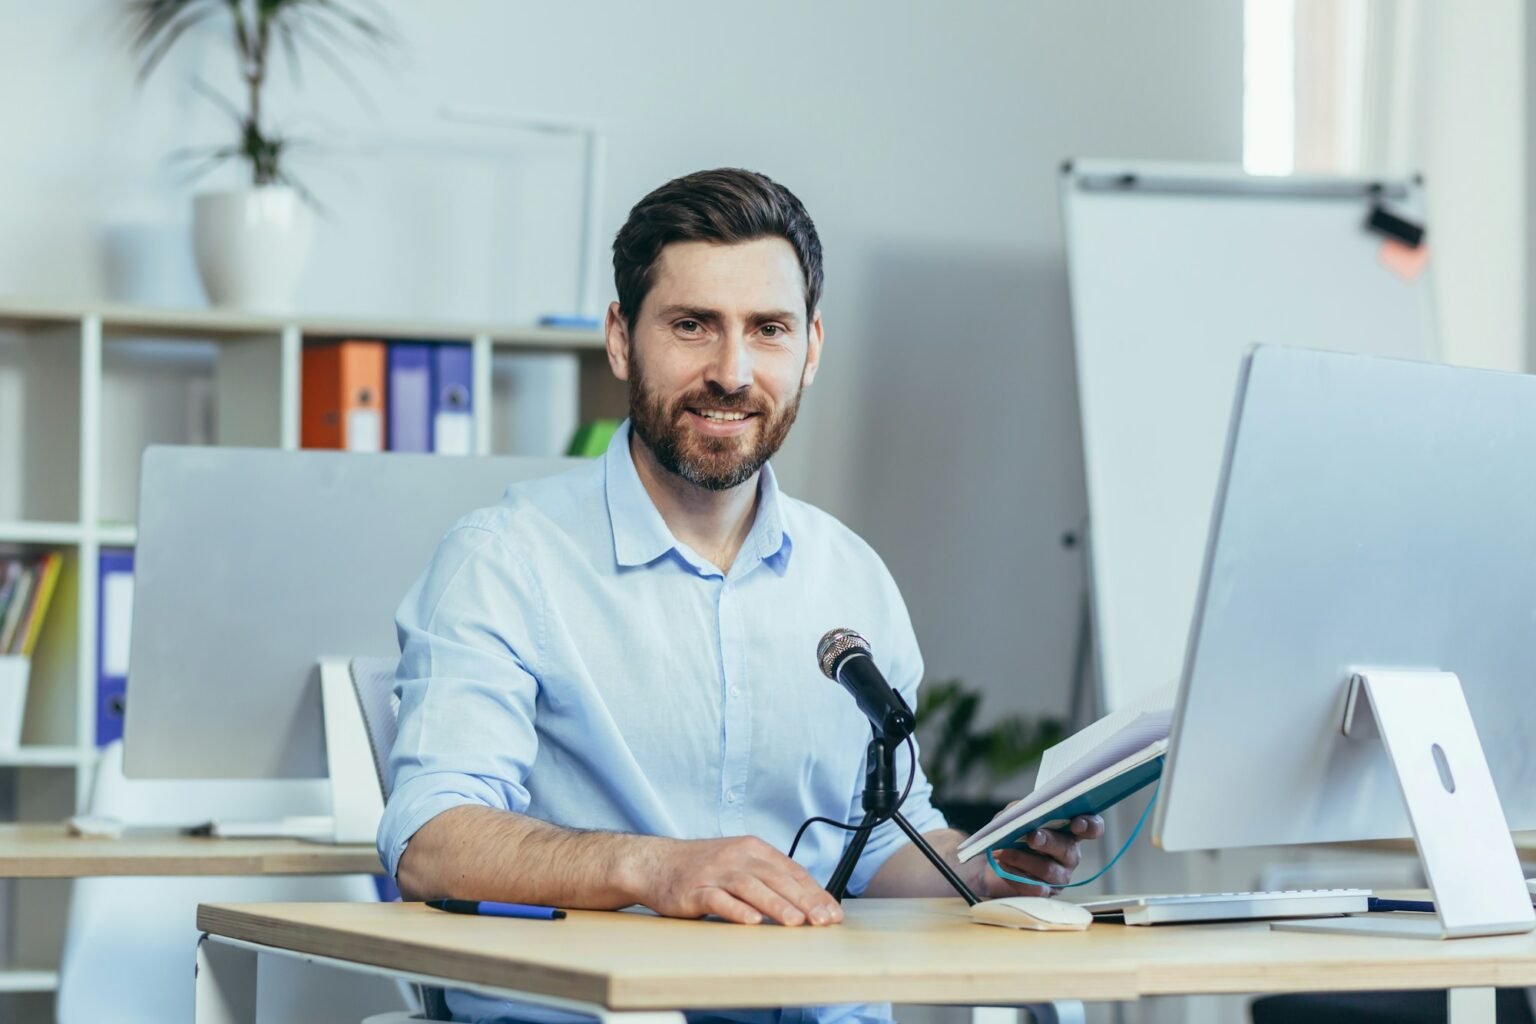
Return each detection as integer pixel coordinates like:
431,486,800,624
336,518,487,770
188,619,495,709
431,343,473,455
386,343,433,453
96,548,134,746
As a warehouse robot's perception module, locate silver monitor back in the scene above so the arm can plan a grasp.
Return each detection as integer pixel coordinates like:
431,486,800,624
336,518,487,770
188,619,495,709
124,446,578,779
1155,346,1536,850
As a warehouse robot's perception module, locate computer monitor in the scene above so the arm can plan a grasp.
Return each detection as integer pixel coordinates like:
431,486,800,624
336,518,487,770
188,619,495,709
1153,345,1536,938
123,446,576,782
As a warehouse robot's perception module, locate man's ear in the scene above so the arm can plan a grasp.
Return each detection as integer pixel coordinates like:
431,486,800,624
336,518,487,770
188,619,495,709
801,310,824,387
604,301,631,381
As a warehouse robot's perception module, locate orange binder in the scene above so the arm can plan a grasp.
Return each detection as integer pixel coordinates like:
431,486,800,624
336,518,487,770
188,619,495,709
302,340,387,451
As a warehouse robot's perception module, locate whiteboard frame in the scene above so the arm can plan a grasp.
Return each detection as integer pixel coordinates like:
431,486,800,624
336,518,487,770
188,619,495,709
1060,160,1438,714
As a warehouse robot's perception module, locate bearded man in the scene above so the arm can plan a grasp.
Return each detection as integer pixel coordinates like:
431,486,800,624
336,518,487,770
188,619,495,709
380,168,1102,1024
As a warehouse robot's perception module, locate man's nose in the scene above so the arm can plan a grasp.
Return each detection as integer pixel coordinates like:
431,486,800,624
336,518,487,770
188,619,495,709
706,331,753,393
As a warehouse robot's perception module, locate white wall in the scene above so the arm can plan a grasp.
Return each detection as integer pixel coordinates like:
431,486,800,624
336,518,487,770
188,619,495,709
1418,0,1528,373
0,1,1241,727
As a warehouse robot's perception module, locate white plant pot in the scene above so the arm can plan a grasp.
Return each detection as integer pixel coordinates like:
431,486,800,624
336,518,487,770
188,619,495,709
192,186,314,312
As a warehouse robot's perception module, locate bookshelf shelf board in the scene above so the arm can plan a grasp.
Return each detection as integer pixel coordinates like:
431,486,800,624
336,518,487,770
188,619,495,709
95,524,137,547
0,522,83,546
0,299,270,340
0,747,91,768
0,298,604,352
0,969,59,994
483,326,606,351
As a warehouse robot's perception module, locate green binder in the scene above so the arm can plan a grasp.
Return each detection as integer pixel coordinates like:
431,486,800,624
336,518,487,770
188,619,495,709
566,419,620,457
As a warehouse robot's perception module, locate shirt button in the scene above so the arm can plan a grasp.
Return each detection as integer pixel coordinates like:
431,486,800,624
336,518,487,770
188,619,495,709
726,790,737,804
729,685,742,698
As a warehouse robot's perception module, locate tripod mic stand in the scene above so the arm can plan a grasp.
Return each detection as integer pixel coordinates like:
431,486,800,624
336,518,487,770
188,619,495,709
824,731,980,905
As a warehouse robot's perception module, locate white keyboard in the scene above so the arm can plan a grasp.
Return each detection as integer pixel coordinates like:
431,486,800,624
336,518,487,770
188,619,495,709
1078,888,1371,926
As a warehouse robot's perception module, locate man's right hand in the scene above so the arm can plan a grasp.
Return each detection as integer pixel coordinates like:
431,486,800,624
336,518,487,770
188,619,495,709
633,835,844,927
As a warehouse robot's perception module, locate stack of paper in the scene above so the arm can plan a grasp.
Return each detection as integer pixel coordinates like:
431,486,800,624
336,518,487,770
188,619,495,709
957,683,1176,862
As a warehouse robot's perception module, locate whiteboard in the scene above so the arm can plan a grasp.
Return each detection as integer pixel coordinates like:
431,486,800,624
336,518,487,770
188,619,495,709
1062,161,1437,710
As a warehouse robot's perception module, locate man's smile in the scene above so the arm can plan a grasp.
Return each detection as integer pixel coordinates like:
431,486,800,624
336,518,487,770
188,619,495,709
685,407,760,435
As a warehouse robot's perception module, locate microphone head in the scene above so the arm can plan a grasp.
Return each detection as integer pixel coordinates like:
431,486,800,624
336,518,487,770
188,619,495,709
817,627,871,679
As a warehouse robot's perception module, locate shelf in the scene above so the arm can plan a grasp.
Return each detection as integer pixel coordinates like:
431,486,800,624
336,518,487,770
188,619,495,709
0,746,91,768
0,298,604,350
0,969,59,994
95,524,136,546
0,522,82,545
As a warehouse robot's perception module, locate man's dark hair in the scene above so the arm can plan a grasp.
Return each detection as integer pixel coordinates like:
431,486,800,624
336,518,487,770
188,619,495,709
612,168,823,333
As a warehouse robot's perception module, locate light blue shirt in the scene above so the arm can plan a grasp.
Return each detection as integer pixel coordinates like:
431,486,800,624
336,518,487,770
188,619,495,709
381,421,945,1024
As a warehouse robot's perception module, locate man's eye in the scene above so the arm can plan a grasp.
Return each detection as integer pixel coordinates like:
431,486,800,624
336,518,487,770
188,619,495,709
676,320,701,333
761,324,782,338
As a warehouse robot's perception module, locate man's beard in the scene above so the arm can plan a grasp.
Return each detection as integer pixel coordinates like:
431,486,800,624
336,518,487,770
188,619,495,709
628,359,802,492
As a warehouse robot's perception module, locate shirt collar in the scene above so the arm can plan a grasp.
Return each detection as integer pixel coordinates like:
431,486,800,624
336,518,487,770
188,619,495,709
604,419,793,574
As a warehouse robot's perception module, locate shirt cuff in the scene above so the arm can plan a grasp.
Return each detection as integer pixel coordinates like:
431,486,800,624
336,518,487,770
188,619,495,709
378,772,526,880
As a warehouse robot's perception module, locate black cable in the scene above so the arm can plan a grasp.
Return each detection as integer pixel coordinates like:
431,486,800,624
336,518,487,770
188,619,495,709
787,735,917,860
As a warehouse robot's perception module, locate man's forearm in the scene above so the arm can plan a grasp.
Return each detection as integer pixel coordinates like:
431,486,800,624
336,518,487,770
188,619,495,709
395,804,665,908
861,828,990,898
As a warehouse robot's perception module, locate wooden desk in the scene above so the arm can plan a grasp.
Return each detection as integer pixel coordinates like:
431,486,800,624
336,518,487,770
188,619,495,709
195,898,1536,1024
0,823,379,877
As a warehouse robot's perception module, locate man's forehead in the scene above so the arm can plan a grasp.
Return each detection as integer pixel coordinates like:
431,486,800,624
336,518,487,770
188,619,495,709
647,237,806,311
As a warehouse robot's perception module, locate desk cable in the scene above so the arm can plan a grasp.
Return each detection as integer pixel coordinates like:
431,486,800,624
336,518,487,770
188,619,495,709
787,735,917,860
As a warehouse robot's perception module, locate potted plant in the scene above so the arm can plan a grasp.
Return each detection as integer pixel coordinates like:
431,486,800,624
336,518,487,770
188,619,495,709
128,0,394,311
916,679,1067,835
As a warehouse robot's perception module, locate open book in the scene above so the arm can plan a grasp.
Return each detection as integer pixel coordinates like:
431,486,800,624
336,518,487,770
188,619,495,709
956,683,1176,863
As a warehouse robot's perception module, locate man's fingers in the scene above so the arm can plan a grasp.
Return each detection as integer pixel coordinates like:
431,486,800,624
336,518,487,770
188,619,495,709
761,861,842,925
702,887,764,925
994,848,1073,887
733,874,806,926
729,873,830,927
1070,815,1106,839
1022,827,1082,870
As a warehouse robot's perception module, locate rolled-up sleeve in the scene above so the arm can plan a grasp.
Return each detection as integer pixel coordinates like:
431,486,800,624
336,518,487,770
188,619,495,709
377,513,544,879
844,572,948,896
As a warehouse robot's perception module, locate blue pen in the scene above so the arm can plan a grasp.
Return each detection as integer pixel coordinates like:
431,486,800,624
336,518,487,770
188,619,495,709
425,899,566,920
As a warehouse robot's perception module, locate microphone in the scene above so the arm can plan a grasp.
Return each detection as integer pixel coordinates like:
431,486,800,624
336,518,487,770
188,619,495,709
817,628,916,740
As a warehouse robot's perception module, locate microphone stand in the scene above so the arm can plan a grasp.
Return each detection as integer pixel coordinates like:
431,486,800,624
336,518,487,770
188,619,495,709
824,731,981,905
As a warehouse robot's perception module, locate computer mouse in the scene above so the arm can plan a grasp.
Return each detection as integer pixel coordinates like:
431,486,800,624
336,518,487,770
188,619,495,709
969,896,1093,931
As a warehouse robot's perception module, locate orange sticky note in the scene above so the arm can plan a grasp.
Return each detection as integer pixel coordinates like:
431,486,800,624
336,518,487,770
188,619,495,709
1380,239,1430,280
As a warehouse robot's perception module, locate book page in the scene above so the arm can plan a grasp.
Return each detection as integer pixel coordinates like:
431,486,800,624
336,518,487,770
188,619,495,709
1036,681,1177,789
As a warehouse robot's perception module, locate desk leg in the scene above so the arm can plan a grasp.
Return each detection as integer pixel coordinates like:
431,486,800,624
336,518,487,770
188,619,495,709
1448,987,1495,1024
970,1003,1085,1024
195,934,258,1024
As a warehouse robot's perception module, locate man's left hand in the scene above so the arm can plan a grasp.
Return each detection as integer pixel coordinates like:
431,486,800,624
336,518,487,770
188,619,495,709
973,815,1106,898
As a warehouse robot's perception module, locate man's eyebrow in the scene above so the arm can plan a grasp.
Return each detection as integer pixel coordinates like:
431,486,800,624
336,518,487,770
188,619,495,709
749,309,802,327
655,304,722,322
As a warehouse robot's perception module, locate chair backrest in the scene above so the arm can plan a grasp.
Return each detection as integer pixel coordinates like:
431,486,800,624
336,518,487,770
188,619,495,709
57,742,411,1024
350,655,401,799
347,657,451,1022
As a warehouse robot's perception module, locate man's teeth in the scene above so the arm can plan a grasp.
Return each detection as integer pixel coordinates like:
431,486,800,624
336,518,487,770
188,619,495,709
697,410,748,422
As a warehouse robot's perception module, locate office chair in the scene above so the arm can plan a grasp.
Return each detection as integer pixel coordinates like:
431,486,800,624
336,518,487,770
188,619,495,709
352,655,451,1023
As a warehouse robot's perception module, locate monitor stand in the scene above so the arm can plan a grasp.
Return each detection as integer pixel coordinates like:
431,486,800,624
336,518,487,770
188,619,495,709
1274,670,1535,940
204,658,383,845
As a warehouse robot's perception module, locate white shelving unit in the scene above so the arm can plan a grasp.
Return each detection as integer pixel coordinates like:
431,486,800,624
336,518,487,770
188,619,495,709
0,298,619,1009
0,969,59,994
